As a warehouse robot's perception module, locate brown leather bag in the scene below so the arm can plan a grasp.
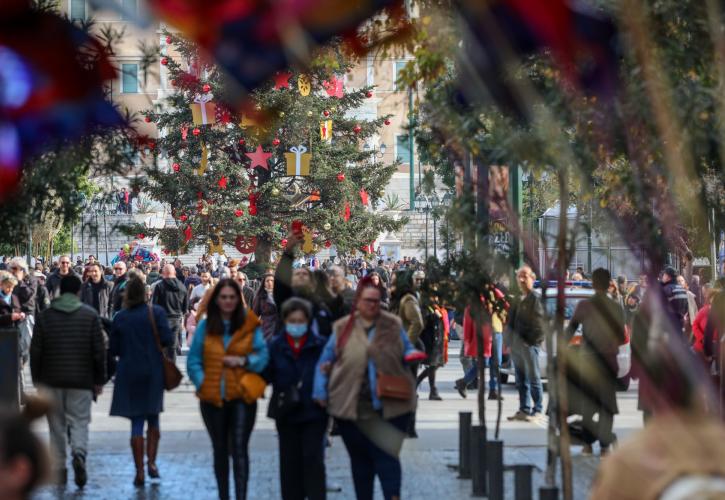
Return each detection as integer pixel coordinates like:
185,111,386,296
376,373,412,400
148,305,183,391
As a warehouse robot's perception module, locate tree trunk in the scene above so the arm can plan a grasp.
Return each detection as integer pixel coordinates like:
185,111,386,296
254,236,272,266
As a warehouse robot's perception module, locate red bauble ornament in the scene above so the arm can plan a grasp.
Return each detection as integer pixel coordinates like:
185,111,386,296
202,84,211,93
137,233,145,239
235,235,257,254
325,240,332,248
353,125,362,134
170,79,176,87
172,163,180,172
179,214,188,222
234,209,243,217
144,116,152,123
161,57,168,66
238,138,245,145
366,91,373,98
148,142,156,150
272,137,280,146
248,206,258,216
384,119,391,126
192,128,201,136
337,172,346,182
323,110,330,117
281,238,288,247
165,35,172,44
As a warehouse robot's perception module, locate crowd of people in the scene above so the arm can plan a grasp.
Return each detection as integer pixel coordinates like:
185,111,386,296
0,240,723,499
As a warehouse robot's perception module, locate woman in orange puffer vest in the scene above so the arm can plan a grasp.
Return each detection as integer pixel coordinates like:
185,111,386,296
187,279,269,500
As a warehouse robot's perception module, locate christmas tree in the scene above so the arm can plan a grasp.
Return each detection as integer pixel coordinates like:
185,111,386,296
139,34,401,267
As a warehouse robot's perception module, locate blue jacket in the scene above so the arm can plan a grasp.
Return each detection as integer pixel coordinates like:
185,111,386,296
187,318,268,400
109,304,173,418
265,330,327,423
312,328,417,412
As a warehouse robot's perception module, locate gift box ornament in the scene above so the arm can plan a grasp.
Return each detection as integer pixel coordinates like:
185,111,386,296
190,95,216,125
285,145,311,176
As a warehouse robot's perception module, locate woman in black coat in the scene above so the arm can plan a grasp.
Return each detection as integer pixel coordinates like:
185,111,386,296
265,297,327,500
109,273,174,487
252,273,278,341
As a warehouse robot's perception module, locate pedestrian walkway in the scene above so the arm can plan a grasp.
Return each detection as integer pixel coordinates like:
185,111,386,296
29,340,642,499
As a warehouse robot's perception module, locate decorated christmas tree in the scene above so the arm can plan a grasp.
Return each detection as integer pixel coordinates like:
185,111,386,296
139,34,401,266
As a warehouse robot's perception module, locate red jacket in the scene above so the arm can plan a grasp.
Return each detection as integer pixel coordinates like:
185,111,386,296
463,305,492,358
692,304,711,354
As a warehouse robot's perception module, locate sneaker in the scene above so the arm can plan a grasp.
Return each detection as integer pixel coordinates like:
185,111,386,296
454,379,467,399
326,482,343,493
527,412,545,422
487,391,503,401
429,389,442,401
581,444,593,456
507,411,530,422
72,454,87,488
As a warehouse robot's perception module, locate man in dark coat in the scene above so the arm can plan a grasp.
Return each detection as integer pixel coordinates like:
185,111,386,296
661,266,689,334
80,263,113,319
152,264,188,359
566,268,625,455
46,255,79,300
109,261,128,318
30,275,107,487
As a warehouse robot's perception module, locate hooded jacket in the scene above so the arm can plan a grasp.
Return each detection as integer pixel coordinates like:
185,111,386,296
30,293,107,390
152,277,189,318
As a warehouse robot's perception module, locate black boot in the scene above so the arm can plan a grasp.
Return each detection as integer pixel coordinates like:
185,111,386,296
428,370,442,400
455,379,467,398
72,453,87,488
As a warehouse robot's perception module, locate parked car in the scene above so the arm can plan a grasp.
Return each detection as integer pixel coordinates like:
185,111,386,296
499,283,632,391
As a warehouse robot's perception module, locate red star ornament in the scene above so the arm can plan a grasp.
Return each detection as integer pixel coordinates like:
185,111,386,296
245,145,272,170
218,176,228,189
274,72,292,90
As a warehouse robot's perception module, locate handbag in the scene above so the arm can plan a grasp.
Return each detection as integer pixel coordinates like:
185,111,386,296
376,373,412,400
267,382,302,420
147,305,183,391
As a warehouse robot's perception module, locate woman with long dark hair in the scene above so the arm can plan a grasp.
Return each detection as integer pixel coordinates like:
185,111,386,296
252,273,277,341
187,278,269,500
368,272,390,310
313,277,425,500
110,272,174,487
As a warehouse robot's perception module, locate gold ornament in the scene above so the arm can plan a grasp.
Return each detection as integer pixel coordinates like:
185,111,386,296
271,187,280,196
298,74,312,96
323,222,331,231
307,111,314,117
302,227,314,254
379,189,386,197
279,111,285,118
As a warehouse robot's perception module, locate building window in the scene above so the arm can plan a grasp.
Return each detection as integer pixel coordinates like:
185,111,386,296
394,61,407,91
70,0,85,21
121,64,139,94
120,0,137,20
396,134,412,165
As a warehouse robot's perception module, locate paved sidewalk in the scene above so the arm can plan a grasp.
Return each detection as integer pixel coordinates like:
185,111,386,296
28,340,640,499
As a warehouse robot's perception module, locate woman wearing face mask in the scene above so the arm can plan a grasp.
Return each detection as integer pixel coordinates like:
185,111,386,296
187,278,269,500
253,273,278,341
265,298,327,500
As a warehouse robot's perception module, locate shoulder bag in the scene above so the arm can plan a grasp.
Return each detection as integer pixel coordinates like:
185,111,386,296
147,305,183,391
376,373,413,400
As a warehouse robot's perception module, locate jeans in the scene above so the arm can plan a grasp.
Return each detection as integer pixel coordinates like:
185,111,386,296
511,343,543,414
200,400,257,500
276,419,327,500
131,414,160,437
44,387,93,468
167,316,183,361
337,413,411,500
489,332,503,392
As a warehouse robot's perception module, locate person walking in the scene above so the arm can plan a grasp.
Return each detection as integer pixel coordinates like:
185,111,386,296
9,258,38,400
46,255,78,300
660,266,689,335
109,261,129,318
416,288,446,400
152,264,189,359
187,279,269,500
252,273,278,341
109,273,174,487
266,298,327,500
29,275,106,488
0,271,23,327
80,262,113,319
506,266,546,422
190,270,213,306
566,268,625,455
313,277,425,500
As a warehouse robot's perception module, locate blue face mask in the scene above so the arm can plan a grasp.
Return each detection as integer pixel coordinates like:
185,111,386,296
286,323,307,338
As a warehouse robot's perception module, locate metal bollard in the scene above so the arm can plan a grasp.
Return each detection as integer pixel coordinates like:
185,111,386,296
458,412,472,478
470,425,488,497
0,328,20,410
539,486,559,500
486,440,504,500
513,464,536,500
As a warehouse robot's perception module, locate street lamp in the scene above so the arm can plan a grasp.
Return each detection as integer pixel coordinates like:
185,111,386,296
441,192,454,259
364,142,387,159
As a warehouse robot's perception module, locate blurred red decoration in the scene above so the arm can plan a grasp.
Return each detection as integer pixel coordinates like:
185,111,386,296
203,83,211,92
274,72,292,89
218,176,228,189
165,35,172,44
245,145,272,170
192,128,201,136
272,137,280,146
353,124,362,134
172,163,180,172
323,110,330,117
325,240,332,248
235,235,257,254
359,189,369,205
249,206,258,216
148,142,156,149
343,202,351,221
179,214,188,221
144,116,152,123
337,172,345,182
281,238,288,247
161,57,168,65
170,79,176,86
384,119,391,125
366,91,373,98
238,138,245,145
234,209,243,217
137,233,145,239
323,76,344,98
183,226,192,243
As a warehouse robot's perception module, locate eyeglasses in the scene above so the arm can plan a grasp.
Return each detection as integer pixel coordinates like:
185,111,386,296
361,298,381,304
113,267,124,271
